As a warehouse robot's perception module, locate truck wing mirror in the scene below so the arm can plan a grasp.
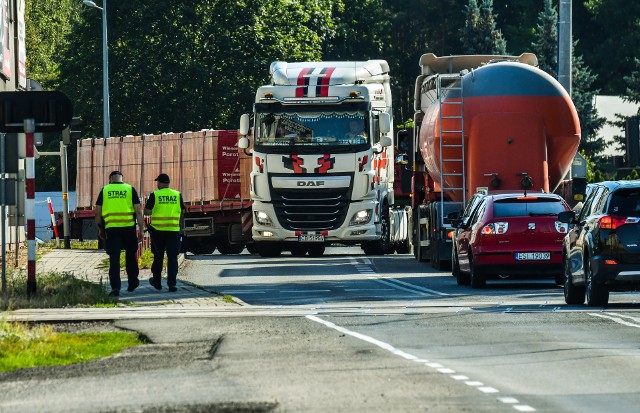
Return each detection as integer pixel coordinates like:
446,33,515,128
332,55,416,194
380,135,392,148
239,114,250,136
379,112,391,134
238,137,249,150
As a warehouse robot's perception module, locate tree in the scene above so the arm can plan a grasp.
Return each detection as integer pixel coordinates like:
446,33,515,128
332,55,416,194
574,0,640,94
460,0,507,55
26,0,83,191
572,44,607,158
530,3,606,160
531,0,557,77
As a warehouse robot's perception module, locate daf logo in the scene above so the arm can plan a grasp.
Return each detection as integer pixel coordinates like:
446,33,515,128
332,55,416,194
297,180,325,187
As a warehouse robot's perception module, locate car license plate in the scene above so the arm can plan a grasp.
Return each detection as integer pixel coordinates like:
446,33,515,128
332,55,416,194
298,235,324,243
515,252,551,261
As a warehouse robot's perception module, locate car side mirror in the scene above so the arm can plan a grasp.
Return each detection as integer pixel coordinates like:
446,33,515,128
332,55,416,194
557,210,576,224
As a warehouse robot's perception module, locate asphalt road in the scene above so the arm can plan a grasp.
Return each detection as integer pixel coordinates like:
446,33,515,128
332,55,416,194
2,246,640,413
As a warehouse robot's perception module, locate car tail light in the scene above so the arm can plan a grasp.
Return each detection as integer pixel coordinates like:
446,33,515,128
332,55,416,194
481,222,508,235
599,215,628,230
555,221,569,233
604,259,618,265
446,230,454,239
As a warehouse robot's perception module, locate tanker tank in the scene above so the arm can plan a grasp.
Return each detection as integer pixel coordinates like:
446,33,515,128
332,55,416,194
416,53,580,203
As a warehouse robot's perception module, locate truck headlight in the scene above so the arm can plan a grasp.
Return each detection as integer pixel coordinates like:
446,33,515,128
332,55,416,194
350,209,371,226
254,211,272,226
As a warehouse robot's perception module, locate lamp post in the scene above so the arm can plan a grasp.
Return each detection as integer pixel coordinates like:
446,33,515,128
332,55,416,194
83,0,110,139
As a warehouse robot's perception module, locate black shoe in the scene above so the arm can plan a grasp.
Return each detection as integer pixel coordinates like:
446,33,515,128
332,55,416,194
168,286,178,292
149,278,162,290
108,289,120,297
127,279,140,292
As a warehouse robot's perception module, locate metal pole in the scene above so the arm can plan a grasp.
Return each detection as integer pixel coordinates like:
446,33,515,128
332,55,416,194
102,0,110,139
1,133,7,301
60,141,71,248
558,0,572,96
25,119,36,296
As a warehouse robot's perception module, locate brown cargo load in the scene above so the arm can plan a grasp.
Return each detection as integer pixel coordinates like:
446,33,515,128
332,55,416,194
76,130,250,209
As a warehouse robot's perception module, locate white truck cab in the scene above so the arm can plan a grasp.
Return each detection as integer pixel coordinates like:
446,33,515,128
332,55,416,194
240,60,405,257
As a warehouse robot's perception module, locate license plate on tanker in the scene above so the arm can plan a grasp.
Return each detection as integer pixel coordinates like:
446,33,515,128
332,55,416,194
515,252,551,261
298,235,325,242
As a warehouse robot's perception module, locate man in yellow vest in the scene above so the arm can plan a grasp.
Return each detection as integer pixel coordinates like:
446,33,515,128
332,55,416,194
95,170,144,297
144,173,185,292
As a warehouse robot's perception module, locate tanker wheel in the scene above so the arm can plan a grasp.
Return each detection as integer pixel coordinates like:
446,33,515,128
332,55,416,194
307,244,325,257
256,241,282,257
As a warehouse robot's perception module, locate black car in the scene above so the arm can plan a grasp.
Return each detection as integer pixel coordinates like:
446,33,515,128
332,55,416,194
558,180,640,306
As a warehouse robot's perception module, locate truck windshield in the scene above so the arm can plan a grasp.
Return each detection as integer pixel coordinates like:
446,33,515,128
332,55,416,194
255,111,369,150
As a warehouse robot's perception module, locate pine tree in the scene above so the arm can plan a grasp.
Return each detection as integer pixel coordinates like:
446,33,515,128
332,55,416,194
460,0,506,55
572,41,607,157
532,0,558,77
623,58,640,110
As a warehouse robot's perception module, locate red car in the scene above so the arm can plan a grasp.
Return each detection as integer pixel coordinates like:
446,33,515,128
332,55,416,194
451,192,570,288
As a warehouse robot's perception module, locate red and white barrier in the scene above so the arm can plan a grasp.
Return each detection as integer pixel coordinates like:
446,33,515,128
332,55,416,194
47,197,60,247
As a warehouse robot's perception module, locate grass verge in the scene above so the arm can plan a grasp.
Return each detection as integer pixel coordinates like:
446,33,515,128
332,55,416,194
0,320,144,372
1,268,116,311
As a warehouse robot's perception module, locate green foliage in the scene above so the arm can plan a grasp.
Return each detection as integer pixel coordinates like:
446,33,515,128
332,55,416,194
575,0,640,94
531,0,557,77
460,0,507,55
1,269,116,310
0,321,143,372
572,41,607,157
623,58,640,109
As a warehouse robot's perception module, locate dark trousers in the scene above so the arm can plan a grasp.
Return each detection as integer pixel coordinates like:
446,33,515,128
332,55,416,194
150,229,181,287
104,226,139,291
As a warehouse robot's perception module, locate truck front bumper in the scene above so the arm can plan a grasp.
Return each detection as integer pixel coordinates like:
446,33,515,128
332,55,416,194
251,201,380,243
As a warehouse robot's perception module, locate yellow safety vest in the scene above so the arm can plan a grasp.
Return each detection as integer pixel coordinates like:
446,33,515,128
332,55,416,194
101,183,135,229
150,188,182,232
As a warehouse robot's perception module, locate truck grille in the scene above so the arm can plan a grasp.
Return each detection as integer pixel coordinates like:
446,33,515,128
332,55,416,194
271,187,351,231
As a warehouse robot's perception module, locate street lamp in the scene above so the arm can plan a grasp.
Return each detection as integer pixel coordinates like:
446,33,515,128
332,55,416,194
83,0,110,139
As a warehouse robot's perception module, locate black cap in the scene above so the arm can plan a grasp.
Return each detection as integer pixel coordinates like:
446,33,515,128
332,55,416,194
155,173,170,184
109,170,122,178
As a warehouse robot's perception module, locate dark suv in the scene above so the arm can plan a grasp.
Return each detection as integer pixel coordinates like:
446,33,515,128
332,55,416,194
558,180,640,306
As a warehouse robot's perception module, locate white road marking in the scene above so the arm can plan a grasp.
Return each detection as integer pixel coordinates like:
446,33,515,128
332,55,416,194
588,312,640,328
514,405,536,412
426,362,443,368
376,277,450,296
280,290,331,293
478,386,499,393
498,397,519,404
344,288,395,292
604,312,640,324
374,279,439,297
451,375,469,380
465,381,484,386
438,368,456,374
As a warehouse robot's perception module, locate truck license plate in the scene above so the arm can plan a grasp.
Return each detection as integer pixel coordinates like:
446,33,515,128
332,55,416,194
515,252,550,261
298,235,324,242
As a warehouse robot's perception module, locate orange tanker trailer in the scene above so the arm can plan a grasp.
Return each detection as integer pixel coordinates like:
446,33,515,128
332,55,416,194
411,53,581,268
